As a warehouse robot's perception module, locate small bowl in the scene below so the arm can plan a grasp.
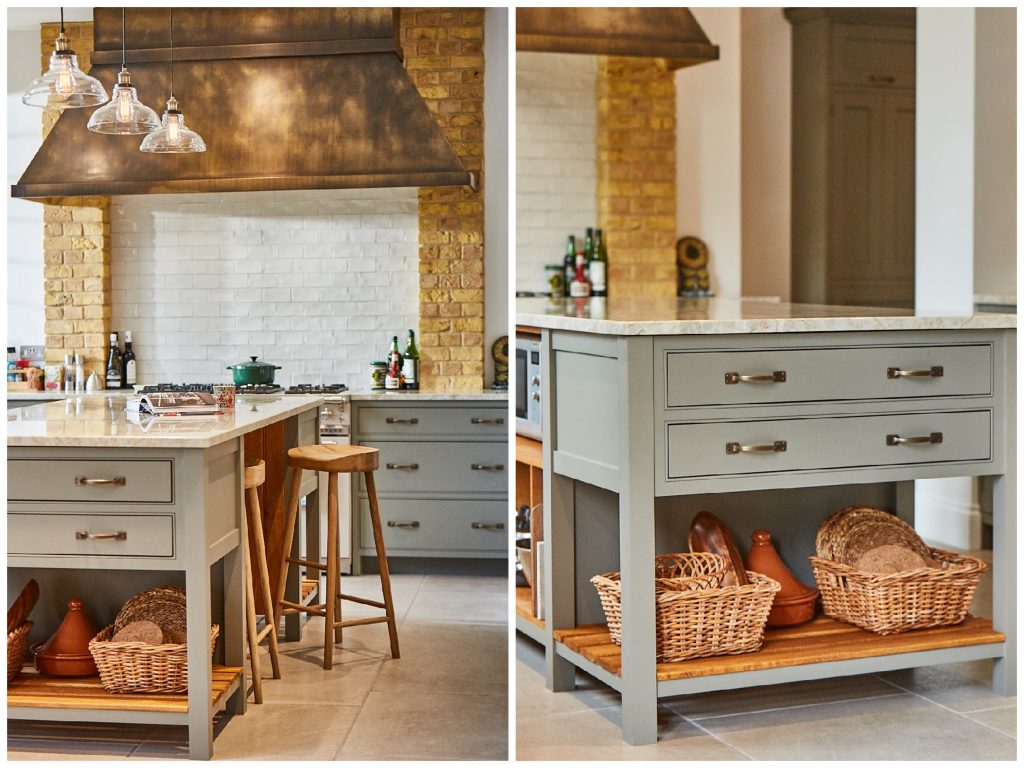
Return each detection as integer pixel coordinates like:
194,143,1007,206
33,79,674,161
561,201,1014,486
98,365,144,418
766,589,819,628
32,642,98,677
516,543,534,587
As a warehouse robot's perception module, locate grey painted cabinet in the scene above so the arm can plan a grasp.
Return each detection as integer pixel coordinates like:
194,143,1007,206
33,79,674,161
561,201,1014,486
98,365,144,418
789,8,916,308
351,400,508,563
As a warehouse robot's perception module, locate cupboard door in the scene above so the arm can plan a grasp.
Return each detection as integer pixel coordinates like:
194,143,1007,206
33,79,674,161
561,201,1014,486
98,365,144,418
882,91,916,290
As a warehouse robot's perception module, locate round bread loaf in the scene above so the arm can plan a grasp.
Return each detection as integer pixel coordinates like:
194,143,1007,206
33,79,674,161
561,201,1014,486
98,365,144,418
854,544,931,574
111,619,165,645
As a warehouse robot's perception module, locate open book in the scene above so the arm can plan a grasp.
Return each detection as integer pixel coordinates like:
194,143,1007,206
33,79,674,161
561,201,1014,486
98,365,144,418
126,391,220,416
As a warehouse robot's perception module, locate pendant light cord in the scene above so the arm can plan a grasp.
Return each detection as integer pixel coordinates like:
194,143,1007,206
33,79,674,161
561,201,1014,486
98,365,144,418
60,6,65,35
168,8,174,99
121,8,126,69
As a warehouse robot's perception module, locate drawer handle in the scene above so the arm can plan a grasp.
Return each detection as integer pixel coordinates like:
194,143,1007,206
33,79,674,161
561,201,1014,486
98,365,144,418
725,440,787,455
868,74,896,83
471,463,505,471
724,371,786,384
886,432,943,446
470,417,505,425
385,417,419,425
385,463,420,470
75,530,127,541
387,520,420,529
888,366,944,379
74,476,126,486
471,522,505,530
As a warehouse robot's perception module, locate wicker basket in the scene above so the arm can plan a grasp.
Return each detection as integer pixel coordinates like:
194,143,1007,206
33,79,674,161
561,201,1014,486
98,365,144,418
89,624,219,693
591,558,780,663
7,621,33,682
811,507,987,634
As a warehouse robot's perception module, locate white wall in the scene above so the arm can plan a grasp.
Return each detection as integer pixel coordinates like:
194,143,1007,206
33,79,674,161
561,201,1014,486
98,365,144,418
675,8,742,299
484,8,509,385
516,52,597,294
7,27,45,348
739,8,791,301
109,189,420,389
973,7,1017,299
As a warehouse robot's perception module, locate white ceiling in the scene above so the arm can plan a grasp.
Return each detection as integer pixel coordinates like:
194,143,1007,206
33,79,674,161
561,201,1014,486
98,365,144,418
7,7,93,32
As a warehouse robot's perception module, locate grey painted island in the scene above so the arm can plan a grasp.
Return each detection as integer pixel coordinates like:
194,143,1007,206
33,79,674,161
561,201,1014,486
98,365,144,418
6,393,323,759
517,296,1016,745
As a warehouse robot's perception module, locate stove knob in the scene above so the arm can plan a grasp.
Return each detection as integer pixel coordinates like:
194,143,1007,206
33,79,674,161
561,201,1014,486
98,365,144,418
531,377,540,386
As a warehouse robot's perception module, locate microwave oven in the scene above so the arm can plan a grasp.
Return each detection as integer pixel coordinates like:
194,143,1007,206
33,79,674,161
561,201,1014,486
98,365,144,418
515,335,542,439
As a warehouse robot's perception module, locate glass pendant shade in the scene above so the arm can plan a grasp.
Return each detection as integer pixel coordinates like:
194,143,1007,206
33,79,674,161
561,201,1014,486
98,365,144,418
87,69,161,134
22,33,108,109
139,97,206,153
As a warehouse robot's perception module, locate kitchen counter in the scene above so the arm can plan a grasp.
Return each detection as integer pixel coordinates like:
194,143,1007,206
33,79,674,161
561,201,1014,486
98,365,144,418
527,302,1015,746
348,388,507,401
6,394,325,448
516,296,1018,335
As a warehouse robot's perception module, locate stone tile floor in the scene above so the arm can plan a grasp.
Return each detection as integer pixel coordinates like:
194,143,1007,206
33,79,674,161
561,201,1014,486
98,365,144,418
516,549,1018,761
8,573,509,761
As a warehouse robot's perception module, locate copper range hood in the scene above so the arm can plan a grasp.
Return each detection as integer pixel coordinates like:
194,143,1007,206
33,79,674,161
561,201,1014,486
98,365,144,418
516,8,718,69
12,8,475,200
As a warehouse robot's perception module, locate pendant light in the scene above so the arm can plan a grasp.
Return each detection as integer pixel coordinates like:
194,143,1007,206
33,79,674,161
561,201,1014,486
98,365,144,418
140,9,206,153
23,7,109,109
87,9,160,134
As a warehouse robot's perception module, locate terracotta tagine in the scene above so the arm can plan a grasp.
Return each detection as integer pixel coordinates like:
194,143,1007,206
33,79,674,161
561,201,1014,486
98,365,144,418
744,530,818,627
33,597,99,677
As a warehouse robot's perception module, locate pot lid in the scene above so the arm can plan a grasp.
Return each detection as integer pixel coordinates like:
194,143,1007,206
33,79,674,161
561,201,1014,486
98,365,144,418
229,356,280,369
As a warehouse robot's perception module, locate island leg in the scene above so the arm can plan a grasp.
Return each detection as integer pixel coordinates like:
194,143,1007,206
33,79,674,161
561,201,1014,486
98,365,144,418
543,470,577,691
992,333,1016,695
617,335,658,746
222,442,247,716
186,540,214,759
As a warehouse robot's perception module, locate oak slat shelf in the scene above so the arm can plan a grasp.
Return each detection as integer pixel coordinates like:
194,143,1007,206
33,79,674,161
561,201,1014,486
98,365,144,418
8,665,243,713
515,586,543,629
554,616,1004,681
515,435,543,469
301,578,318,605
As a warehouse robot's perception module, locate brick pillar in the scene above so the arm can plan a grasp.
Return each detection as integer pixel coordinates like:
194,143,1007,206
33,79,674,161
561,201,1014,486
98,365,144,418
595,56,678,298
401,8,485,392
39,22,113,382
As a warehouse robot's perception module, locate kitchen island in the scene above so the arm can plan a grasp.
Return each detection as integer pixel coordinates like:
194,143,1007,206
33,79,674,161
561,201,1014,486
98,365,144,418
516,296,1016,745
6,393,323,760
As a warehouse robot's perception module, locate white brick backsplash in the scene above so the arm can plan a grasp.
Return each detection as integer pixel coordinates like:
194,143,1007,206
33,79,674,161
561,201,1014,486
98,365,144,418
110,189,419,388
516,52,598,294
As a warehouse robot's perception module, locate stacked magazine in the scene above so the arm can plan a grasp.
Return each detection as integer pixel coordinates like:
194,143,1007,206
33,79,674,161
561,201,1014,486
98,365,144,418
126,391,220,417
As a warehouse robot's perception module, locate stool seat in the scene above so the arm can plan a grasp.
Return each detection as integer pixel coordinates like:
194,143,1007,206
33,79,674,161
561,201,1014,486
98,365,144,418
287,444,379,473
244,460,266,489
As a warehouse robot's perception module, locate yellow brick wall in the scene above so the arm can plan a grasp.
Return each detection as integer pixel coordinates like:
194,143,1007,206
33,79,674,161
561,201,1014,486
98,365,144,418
39,22,113,381
595,56,677,298
400,8,486,392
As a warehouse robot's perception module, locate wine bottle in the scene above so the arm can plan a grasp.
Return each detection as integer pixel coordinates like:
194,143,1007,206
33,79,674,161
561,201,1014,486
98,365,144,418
122,330,137,388
563,235,577,293
384,349,402,391
105,332,123,389
583,227,595,276
591,229,608,297
569,253,591,298
402,330,420,391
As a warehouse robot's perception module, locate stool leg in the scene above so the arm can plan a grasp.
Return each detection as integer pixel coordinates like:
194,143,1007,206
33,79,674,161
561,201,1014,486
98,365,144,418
243,528,264,704
365,471,400,659
274,466,304,639
247,486,281,680
324,472,340,670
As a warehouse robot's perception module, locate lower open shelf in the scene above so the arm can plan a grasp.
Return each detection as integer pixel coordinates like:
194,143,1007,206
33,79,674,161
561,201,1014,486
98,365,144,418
555,615,1004,682
7,665,243,714
515,586,543,629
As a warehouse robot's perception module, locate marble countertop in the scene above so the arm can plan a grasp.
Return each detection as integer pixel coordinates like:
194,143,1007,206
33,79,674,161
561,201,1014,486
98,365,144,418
517,296,1018,336
7,388,508,404
7,394,324,448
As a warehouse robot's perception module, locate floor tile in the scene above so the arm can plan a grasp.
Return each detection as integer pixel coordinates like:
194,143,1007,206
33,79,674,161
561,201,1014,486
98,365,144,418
697,692,1017,761
202,702,360,761
7,721,146,759
337,691,508,761
420,574,507,594
963,705,1016,738
403,587,508,626
252,645,384,707
371,622,507,696
876,659,1015,713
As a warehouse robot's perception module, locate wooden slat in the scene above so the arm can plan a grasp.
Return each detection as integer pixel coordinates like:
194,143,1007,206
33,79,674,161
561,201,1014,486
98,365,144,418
515,586,544,629
515,435,543,470
555,616,1004,681
8,666,242,713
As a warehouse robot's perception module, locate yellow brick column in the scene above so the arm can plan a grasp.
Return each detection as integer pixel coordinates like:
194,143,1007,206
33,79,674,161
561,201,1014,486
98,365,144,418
595,56,678,298
401,8,485,392
38,21,113,383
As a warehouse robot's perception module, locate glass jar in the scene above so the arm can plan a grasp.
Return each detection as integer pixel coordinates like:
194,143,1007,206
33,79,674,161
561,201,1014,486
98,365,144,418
370,361,387,390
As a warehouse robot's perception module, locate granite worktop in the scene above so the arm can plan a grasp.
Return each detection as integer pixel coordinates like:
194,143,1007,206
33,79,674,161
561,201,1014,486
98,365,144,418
7,393,324,448
517,296,1018,336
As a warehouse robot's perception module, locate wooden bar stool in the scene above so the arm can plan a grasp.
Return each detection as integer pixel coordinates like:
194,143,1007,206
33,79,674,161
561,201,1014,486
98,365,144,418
273,445,400,670
243,460,282,703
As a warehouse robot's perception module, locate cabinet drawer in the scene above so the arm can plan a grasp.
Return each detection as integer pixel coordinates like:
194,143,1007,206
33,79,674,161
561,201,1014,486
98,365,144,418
830,24,915,89
8,458,174,504
666,410,991,479
356,406,506,439
359,441,507,495
359,498,506,553
8,513,175,558
664,344,991,408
